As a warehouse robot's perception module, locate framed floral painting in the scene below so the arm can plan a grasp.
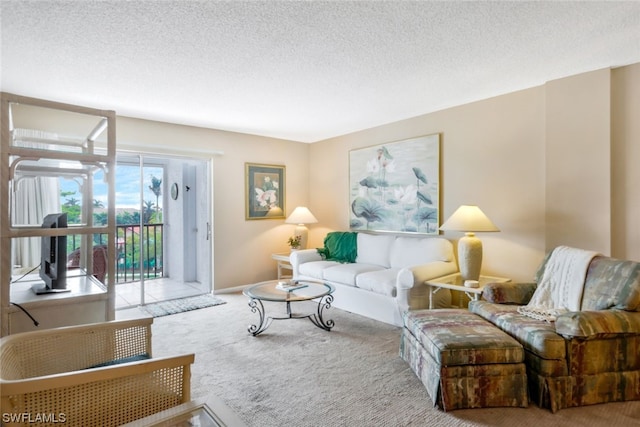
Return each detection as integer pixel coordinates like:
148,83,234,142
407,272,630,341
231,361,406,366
349,134,440,234
245,163,286,220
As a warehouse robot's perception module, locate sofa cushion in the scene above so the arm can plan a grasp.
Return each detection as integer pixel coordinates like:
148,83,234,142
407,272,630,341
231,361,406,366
356,233,395,267
389,236,453,269
581,257,640,311
299,260,341,280
322,263,385,286
88,353,151,369
469,301,566,361
355,268,401,297
555,310,640,338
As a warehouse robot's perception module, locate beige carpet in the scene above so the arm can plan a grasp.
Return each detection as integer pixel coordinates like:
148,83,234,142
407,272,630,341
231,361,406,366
147,292,640,426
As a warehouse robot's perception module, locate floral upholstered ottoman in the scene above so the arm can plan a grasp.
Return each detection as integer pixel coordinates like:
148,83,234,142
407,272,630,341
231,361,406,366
400,309,528,411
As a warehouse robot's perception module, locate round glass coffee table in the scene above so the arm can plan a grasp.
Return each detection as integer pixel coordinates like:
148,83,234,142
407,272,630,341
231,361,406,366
243,279,335,336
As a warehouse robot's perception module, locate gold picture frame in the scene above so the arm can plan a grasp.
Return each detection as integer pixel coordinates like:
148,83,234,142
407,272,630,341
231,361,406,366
245,163,286,220
349,134,440,234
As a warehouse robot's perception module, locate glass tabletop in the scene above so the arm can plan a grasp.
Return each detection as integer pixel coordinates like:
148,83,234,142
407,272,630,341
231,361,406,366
120,399,245,427
244,280,334,302
427,273,510,288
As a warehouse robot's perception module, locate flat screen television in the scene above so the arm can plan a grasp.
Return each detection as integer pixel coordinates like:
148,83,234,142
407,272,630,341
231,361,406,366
32,212,70,295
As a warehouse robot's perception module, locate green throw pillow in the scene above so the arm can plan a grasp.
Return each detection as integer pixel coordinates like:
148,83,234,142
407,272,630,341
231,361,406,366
317,232,357,263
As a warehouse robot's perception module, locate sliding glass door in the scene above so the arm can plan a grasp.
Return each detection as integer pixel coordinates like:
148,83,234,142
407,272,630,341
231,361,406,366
114,153,211,309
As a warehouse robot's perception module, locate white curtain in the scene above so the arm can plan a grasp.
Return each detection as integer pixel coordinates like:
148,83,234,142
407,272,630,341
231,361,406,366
10,129,61,273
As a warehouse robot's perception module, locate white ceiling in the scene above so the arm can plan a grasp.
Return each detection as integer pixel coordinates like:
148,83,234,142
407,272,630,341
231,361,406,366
1,1,639,143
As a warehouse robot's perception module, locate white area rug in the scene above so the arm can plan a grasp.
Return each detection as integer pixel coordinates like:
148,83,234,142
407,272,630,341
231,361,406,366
140,294,225,317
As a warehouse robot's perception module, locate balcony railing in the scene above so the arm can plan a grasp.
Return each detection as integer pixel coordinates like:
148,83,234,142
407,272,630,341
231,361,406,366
69,223,164,284
116,223,164,283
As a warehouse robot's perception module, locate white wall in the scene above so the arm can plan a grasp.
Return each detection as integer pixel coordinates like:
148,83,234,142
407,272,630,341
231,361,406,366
310,87,546,282
308,63,640,280
612,63,640,261
545,69,611,254
115,117,310,290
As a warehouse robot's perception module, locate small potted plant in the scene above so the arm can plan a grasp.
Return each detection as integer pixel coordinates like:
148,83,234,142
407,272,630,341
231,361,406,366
287,235,302,252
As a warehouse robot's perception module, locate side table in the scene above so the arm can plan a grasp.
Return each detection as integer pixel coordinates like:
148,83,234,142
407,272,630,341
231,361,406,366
272,252,293,279
425,273,511,309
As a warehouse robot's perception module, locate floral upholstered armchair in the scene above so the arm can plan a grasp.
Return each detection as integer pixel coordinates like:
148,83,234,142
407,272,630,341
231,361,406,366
469,247,640,412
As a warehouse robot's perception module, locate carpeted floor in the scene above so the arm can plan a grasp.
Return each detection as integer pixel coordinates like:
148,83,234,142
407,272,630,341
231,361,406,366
149,292,640,427
139,294,226,317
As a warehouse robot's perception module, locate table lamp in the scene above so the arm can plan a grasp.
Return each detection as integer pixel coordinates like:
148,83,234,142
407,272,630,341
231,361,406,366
285,207,318,249
439,205,499,281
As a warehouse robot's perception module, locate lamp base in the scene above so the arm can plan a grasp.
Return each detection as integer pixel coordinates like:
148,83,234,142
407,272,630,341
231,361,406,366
458,232,482,281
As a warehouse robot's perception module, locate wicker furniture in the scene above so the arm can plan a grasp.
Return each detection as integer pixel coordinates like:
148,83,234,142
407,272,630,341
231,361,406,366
401,309,528,411
1,318,194,426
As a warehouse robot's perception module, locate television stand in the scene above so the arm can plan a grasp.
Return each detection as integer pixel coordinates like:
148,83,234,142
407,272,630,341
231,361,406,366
8,272,108,334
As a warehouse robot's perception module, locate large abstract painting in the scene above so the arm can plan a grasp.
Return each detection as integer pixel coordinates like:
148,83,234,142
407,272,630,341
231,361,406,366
349,134,440,234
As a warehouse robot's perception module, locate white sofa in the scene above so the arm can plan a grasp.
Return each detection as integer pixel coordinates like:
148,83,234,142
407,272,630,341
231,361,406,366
290,233,458,326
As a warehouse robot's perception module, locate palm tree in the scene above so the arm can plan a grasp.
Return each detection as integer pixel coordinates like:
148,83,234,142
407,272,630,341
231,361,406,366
143,200,155,225
148,175,162,222
64,197,80,207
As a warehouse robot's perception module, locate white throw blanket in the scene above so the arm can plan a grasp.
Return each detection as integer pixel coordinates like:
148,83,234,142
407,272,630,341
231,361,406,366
517,246,600,322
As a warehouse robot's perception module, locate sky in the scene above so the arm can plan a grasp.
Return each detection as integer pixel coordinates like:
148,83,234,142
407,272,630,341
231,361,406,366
59,164,164,210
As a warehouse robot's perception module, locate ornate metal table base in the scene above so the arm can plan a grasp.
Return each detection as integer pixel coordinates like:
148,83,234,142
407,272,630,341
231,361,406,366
247,294,335,336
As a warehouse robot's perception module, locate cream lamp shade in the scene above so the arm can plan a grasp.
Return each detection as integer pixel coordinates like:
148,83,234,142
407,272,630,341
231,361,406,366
439,205,499,281
285,207,318,249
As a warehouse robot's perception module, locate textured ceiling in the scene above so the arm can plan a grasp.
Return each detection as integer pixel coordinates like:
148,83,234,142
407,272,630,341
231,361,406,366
1,1,639,143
